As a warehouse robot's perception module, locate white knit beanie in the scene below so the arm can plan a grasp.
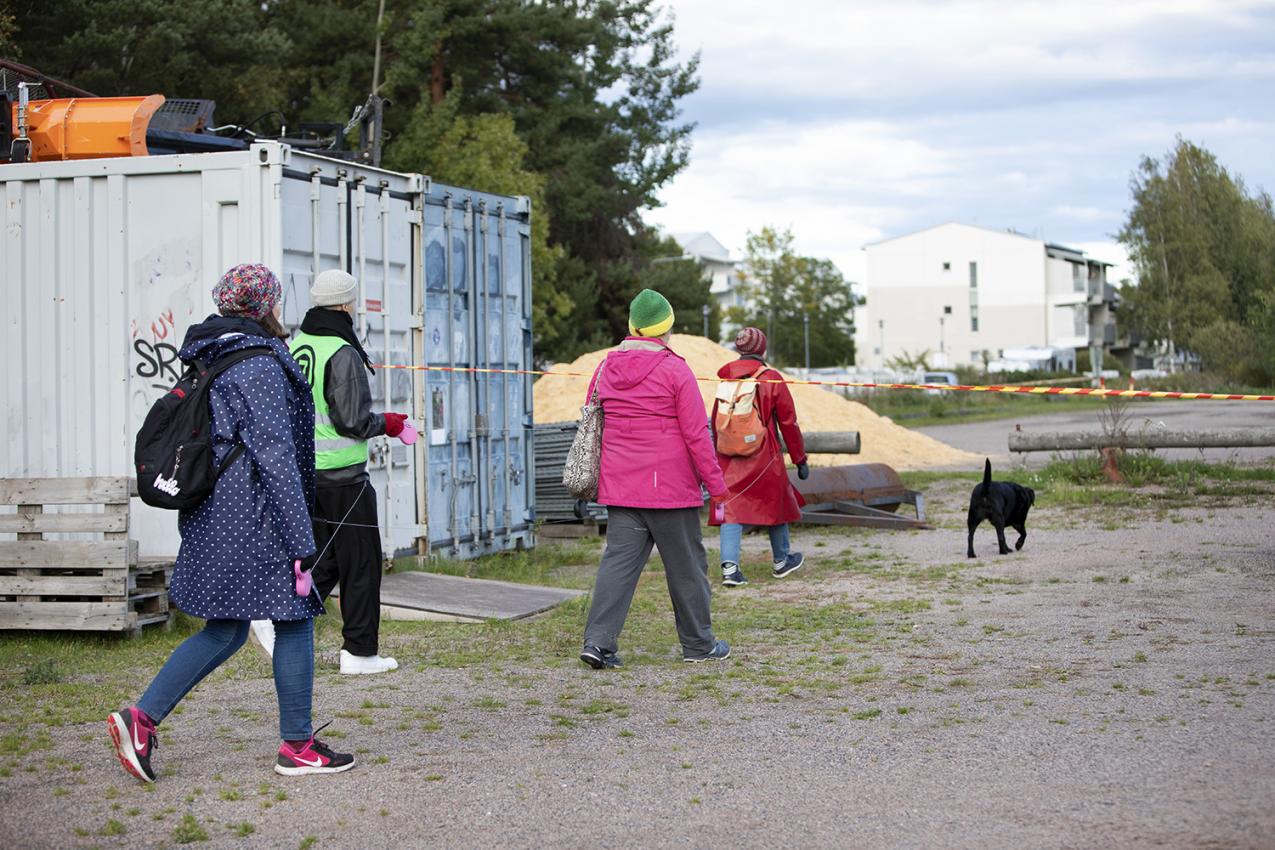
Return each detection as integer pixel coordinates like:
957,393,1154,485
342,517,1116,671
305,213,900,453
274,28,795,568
311,269,357,307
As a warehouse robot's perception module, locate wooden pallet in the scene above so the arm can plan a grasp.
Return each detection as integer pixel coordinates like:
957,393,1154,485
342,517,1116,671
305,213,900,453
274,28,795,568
0,477,173,636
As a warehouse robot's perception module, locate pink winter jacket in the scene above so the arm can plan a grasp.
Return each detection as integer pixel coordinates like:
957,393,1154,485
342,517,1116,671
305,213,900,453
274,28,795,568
586,337,727,509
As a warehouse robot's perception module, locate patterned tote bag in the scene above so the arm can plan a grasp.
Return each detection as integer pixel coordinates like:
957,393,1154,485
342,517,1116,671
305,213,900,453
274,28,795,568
562,359,606,501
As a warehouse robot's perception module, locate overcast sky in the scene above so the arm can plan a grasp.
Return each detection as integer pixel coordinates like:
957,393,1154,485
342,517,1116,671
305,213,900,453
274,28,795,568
645,0,1275,287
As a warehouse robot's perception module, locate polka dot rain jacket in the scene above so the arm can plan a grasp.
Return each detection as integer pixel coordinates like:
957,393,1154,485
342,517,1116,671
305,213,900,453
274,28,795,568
168,316,324,621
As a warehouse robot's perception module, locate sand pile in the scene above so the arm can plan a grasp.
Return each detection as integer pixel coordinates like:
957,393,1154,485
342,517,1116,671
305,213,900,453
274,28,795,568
534,334,980,472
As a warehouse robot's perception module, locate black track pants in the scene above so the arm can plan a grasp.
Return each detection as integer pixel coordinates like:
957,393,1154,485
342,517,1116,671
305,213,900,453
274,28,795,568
312,481,383,656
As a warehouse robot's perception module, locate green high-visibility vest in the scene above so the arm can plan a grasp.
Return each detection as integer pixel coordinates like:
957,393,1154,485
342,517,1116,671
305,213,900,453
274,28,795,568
290,331,370,470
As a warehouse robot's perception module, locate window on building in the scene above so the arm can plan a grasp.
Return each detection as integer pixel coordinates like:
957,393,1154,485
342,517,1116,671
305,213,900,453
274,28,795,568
970,308,979,332
1073,263,1084,293
1074,305,1086,337
969,261,978,288
943,262,951,271
972,350,983,363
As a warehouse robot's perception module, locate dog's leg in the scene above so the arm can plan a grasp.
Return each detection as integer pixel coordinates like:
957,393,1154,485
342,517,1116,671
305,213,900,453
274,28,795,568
1014,524,1026,551
995,522,1011,555
967,520,978,558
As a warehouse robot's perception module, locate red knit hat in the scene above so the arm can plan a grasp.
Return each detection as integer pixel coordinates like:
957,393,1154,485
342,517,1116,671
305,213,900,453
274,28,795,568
734,327,767,356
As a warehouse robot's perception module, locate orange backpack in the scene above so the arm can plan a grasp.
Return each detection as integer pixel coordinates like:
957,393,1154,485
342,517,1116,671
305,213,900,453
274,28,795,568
714,374,768,456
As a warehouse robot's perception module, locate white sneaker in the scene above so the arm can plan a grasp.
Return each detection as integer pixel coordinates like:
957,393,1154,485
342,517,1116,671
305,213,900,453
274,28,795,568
251,620,275,658
339,650,398,675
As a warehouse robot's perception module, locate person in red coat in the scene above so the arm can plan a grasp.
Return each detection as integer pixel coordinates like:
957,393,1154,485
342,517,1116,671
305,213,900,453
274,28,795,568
709,327,809,586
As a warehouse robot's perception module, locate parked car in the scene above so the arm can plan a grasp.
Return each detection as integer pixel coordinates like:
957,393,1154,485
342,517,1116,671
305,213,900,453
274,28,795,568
921,371,960,396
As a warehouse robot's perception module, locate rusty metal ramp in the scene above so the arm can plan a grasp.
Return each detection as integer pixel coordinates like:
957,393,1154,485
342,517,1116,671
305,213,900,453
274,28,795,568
334,571,586,624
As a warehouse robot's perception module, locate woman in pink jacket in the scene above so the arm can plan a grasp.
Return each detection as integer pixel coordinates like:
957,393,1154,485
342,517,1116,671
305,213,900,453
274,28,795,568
579,289,730,668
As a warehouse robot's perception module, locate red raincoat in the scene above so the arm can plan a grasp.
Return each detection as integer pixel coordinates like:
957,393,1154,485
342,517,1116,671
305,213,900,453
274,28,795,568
709,357,807,526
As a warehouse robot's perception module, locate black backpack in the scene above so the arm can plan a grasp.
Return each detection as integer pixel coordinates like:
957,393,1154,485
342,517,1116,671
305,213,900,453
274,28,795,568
135,346,274,510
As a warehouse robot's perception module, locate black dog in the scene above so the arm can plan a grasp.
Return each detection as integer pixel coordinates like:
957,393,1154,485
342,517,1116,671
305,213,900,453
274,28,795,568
967,458,1035,558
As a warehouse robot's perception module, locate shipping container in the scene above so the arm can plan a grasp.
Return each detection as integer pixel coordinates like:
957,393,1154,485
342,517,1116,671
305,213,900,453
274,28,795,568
1,141,535,560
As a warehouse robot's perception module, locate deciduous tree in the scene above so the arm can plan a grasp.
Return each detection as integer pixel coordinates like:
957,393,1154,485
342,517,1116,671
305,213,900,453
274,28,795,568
1118,137,1275,382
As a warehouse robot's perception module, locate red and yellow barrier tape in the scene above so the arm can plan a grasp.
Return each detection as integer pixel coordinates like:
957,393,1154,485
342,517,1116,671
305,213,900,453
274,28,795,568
372,363,1275,401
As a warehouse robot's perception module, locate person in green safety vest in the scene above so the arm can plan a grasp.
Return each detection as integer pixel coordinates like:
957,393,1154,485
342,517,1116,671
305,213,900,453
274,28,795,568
251,269,414,675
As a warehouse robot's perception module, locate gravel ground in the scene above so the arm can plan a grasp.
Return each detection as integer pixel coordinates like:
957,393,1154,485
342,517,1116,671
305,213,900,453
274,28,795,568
3,480,1274,849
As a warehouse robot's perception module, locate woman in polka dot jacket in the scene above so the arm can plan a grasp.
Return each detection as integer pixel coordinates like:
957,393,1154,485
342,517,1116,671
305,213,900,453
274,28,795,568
109,264,356,782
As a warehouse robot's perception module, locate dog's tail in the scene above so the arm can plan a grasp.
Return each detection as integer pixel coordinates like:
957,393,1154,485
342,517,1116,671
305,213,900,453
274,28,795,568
983,457,992,492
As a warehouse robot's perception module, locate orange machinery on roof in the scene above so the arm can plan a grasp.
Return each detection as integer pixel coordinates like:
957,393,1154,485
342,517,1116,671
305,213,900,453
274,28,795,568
10,93,166,162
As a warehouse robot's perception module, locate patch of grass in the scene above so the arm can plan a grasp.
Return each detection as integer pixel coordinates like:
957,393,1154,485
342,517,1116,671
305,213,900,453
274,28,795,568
99,819,126,836
472,696,506,711
852,708,882,720
172,814,209,843
229,822,255,837
298,837,318,850
22,659,63,685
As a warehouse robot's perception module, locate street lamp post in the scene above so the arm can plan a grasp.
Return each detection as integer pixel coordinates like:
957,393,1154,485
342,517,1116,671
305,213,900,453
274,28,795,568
702,303,709,338
803,311,810,371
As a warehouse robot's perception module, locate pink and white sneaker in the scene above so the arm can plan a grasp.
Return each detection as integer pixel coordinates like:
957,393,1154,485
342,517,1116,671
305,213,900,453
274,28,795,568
108,707,158,783
274,725,355,776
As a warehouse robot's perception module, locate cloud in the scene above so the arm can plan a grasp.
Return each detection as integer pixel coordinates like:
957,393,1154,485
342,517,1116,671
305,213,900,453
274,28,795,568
648,0,1275,291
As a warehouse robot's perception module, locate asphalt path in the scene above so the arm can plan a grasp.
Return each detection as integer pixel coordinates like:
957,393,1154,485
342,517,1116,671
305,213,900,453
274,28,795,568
917,400,1275,468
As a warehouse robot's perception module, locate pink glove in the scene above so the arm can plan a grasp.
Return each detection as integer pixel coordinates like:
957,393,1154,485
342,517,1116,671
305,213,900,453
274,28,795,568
398,420,418,446
711,501,726,523
383,412,407,438
294,559,313,597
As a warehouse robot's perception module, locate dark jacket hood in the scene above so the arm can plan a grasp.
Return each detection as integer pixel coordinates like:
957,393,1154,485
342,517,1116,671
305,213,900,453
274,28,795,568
179,314,275,364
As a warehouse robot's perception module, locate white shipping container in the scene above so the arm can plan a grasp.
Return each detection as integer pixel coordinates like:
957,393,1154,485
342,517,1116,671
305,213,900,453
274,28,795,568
1,142,535,560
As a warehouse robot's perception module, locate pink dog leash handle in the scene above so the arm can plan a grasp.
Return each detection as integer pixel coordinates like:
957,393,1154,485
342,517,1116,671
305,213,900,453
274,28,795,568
294,559,313,597
398,421,418,446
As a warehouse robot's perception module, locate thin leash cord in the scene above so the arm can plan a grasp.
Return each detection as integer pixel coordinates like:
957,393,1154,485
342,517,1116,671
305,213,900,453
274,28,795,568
716,452,781,508
307,481,368,567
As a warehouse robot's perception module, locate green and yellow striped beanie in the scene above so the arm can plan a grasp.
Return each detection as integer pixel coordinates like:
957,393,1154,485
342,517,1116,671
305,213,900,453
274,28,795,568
628,288,675,337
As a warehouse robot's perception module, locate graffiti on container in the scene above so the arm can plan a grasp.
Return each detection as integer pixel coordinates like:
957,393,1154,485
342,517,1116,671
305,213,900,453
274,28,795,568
131,308,177,343
134,339,182,390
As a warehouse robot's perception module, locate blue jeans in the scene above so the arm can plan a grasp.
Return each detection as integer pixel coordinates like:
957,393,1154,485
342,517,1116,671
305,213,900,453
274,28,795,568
718,523,790,567
137,618,314,740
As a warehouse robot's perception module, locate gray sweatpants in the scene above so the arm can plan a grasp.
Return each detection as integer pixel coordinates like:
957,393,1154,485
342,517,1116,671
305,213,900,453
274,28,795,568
583,506,716,657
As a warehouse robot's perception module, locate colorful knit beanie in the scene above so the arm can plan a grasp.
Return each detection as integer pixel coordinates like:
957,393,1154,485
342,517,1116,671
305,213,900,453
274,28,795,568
628,289,675,337
212,263,281,320
735,326,767,356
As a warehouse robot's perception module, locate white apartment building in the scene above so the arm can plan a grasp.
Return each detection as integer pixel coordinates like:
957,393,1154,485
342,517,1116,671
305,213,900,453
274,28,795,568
671,232,748,342
861,222,1123,371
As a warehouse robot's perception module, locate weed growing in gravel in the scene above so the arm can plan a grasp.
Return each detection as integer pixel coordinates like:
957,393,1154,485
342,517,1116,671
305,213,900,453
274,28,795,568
172,814,209,843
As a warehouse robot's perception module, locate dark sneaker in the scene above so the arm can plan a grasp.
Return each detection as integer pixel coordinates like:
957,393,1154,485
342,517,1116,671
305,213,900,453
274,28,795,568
721,563,748,587
580,645,622,669
683,639,731,663
108,707,157,783
275,725,356,776
772,552,805,578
